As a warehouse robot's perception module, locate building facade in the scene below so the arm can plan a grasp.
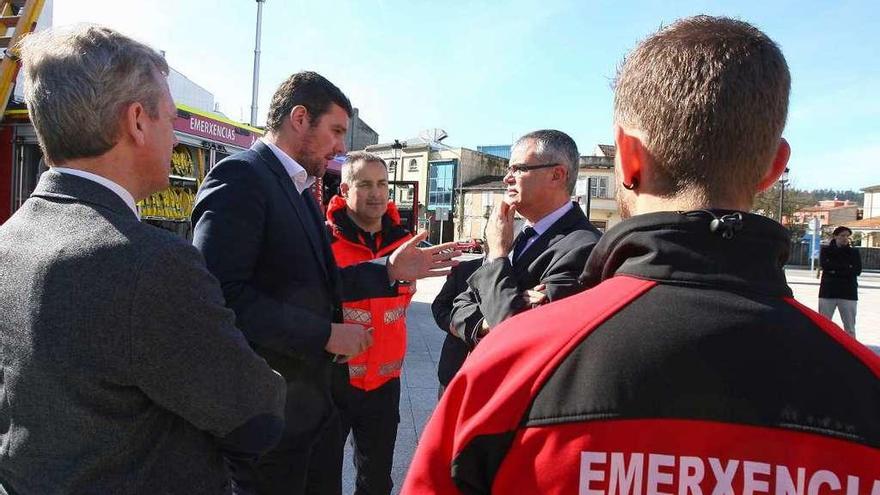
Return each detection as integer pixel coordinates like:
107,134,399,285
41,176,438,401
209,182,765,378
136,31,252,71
459,176,512,242
790,200,860,226
365,140,508,243
575,152,621,232
345,108,379,152
476,145,512,160
842,185,880,247
862,185,880,220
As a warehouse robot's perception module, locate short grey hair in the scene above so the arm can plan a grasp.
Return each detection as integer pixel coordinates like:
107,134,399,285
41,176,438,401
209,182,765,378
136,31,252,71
342,151,387,185
513,129,579,194
18,25,170,165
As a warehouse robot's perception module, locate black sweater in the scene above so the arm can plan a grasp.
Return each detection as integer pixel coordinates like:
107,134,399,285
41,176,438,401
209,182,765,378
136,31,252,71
820,240,862,300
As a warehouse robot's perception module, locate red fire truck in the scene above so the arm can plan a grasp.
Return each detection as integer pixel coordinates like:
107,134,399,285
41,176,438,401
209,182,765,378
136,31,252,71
0,103,263,237
0,103,419,235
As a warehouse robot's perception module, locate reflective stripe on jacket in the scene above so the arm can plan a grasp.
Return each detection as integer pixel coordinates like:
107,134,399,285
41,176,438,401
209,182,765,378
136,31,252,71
326,195,414,391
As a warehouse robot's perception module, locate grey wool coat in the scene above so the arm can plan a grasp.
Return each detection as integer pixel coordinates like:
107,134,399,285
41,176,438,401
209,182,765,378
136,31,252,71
0,170,285,494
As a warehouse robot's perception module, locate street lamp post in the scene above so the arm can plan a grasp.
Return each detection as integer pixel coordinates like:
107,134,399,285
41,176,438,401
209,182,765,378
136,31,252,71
777,167,790,224
250,0,266,126
390,139,405,202
585,177,593,222
482,203,492,241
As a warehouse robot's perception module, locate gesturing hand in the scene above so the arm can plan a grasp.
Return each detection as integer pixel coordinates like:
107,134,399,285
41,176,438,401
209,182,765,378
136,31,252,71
387,231,460,282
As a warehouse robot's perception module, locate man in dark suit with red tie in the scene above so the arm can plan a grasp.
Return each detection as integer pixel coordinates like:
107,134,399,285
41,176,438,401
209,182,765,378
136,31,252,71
192,71,458,495
450,130,601,347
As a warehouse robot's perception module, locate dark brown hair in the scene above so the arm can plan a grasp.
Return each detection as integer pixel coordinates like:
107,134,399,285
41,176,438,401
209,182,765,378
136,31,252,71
265,71,352,132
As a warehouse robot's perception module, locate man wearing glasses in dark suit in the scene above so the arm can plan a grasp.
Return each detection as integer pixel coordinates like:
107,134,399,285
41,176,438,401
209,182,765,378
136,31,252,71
450,130,602,347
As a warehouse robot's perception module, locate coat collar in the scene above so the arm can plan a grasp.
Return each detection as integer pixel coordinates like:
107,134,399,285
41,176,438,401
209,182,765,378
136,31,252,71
250,140,330,279
581,210,793,297
30,169,138,221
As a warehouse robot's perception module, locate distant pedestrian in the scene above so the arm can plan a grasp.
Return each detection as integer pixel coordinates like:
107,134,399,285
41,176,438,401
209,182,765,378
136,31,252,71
819,226,862,336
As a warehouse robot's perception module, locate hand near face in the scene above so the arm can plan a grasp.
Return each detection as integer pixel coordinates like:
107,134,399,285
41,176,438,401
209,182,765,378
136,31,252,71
387,231,460,281
485,200,517,261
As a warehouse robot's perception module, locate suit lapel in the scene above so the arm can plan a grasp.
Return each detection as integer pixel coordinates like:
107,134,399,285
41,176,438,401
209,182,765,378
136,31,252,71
513,203,586,274
253,141,330,280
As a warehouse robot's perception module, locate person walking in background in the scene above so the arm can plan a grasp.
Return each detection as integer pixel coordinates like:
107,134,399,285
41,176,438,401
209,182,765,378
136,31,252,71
0,25,286,495
819,226,862,336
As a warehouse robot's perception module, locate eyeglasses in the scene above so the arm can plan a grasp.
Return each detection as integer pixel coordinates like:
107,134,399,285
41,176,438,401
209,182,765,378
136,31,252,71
505,163,559,176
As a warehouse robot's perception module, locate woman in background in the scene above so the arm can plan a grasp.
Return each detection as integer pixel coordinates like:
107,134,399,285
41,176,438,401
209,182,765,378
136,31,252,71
819,226,862,337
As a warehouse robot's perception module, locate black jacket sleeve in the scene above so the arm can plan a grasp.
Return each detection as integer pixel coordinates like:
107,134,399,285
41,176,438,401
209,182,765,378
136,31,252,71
433,270,464,335
338,258,397,302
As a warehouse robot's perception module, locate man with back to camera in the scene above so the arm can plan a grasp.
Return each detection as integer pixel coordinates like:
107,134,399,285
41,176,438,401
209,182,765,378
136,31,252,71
404,16,880,493
0,25,286,495
449,129,602,348
192,72,459,494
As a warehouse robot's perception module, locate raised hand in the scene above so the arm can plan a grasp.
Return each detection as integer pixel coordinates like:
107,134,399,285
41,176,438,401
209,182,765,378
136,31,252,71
485,200,517,261
387,231,460,281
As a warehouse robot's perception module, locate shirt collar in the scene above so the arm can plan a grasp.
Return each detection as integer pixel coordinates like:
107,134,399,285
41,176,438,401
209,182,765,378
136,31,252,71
261,138,317,194
53,167,139,219
527,201,573,236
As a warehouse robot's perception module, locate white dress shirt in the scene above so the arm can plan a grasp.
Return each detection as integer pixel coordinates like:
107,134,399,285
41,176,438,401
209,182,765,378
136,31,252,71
261,138,316,194
514,201,574,259
53,167,139,219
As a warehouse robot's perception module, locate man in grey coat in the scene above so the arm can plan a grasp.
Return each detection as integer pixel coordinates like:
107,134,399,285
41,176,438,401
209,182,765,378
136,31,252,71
0,26,286,494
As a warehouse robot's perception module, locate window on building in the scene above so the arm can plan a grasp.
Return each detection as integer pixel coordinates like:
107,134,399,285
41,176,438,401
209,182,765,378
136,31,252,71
428,160,456,211
589,176,609,198
591,220,608,232
388,160,397,174
406,188,414,201
408,159,419,172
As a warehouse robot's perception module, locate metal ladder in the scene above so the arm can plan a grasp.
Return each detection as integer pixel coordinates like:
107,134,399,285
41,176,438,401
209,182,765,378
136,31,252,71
0,0,45,120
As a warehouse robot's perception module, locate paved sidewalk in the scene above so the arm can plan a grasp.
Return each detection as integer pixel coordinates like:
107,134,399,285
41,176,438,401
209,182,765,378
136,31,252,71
340,266,880,493
785,267,880,348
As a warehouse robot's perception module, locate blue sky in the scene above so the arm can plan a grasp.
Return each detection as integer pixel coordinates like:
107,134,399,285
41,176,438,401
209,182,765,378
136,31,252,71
55,0,878,191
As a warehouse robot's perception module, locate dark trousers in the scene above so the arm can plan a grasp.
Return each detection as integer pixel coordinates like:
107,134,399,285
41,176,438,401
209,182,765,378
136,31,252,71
229,374,342,495
227,415,343,495
229,412,342,495
311,369,401,495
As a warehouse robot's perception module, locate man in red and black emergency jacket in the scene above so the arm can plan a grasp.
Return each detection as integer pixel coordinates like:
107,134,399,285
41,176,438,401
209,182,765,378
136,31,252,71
323,151,414,495
403,16,880,494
